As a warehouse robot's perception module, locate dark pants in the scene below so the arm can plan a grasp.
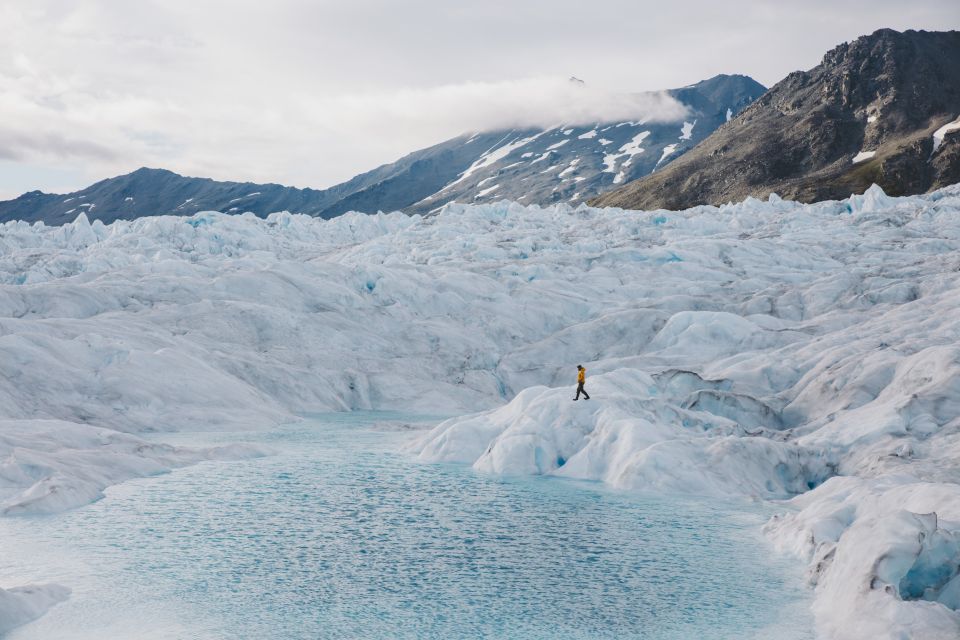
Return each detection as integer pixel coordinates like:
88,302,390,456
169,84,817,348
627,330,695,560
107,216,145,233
575,382,590,400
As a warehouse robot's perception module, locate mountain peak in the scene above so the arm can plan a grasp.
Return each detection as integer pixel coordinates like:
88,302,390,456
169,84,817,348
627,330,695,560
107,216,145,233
692,73,761,87
676,74,767,108
129,167,179,177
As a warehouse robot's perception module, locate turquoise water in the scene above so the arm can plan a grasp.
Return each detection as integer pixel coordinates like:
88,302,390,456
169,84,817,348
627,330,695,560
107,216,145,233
1,413,813,639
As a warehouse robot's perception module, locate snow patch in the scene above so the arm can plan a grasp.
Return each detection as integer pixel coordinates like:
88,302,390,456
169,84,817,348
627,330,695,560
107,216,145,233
475,184,500,199
603,131,651,175
656,143,678,167
558,159,580,179
530,152,552,164
932,116,960,153
853,151,877,164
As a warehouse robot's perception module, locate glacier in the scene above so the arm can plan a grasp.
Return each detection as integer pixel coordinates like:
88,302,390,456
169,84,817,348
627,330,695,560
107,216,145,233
1,184,960,638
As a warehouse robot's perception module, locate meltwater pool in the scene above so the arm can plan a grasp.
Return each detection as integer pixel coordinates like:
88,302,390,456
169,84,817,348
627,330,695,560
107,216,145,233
0,413,813,639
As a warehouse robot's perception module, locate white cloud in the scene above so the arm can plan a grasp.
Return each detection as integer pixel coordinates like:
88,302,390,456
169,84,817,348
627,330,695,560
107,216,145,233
301,78,688,140
0,17,687,196
0,0,956,198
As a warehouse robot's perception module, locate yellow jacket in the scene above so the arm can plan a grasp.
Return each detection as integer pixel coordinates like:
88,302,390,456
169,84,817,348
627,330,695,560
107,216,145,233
577,368,585,384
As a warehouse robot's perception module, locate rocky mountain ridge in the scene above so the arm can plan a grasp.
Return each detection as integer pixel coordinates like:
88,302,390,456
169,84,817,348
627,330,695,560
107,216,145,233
592,29,960,210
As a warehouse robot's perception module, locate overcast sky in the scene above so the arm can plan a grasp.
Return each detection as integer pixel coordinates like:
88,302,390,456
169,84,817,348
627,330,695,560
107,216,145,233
1,0,958,199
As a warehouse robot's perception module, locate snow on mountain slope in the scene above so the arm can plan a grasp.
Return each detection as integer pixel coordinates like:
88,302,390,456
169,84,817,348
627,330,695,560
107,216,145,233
2,184,960,637
413,74,765,212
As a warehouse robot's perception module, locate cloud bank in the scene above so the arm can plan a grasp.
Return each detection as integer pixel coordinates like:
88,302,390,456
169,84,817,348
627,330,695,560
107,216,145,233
307,78,689,139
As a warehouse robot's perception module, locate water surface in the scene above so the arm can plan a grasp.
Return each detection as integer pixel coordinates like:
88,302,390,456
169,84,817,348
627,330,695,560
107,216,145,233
1,412,812,639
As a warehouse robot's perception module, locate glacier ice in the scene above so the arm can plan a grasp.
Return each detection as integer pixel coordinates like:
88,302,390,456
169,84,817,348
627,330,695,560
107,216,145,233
0,419,267,515
765,477,960,639
2,184,960,637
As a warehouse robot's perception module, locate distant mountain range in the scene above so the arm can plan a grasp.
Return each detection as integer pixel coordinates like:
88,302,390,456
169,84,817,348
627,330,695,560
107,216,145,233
6,29,956,224
593,29,960,210
0,75,765,225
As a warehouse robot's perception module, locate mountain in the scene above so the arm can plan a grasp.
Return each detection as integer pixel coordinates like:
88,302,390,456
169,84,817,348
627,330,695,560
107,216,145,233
401,74,765,213
0,75,765,225
592,29,960,211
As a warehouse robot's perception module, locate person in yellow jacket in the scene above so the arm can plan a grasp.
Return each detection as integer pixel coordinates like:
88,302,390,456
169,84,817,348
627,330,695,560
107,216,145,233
573,364,590,401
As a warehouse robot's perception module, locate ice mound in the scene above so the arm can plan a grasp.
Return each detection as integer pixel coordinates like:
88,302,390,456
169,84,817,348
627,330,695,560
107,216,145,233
413,368,834,498
0,583,70,635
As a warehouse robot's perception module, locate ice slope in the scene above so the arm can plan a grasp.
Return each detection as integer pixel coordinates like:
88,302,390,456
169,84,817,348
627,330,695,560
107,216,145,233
0,584,70,635
413,367,836,497
2,185,960,637
0,419,266,515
